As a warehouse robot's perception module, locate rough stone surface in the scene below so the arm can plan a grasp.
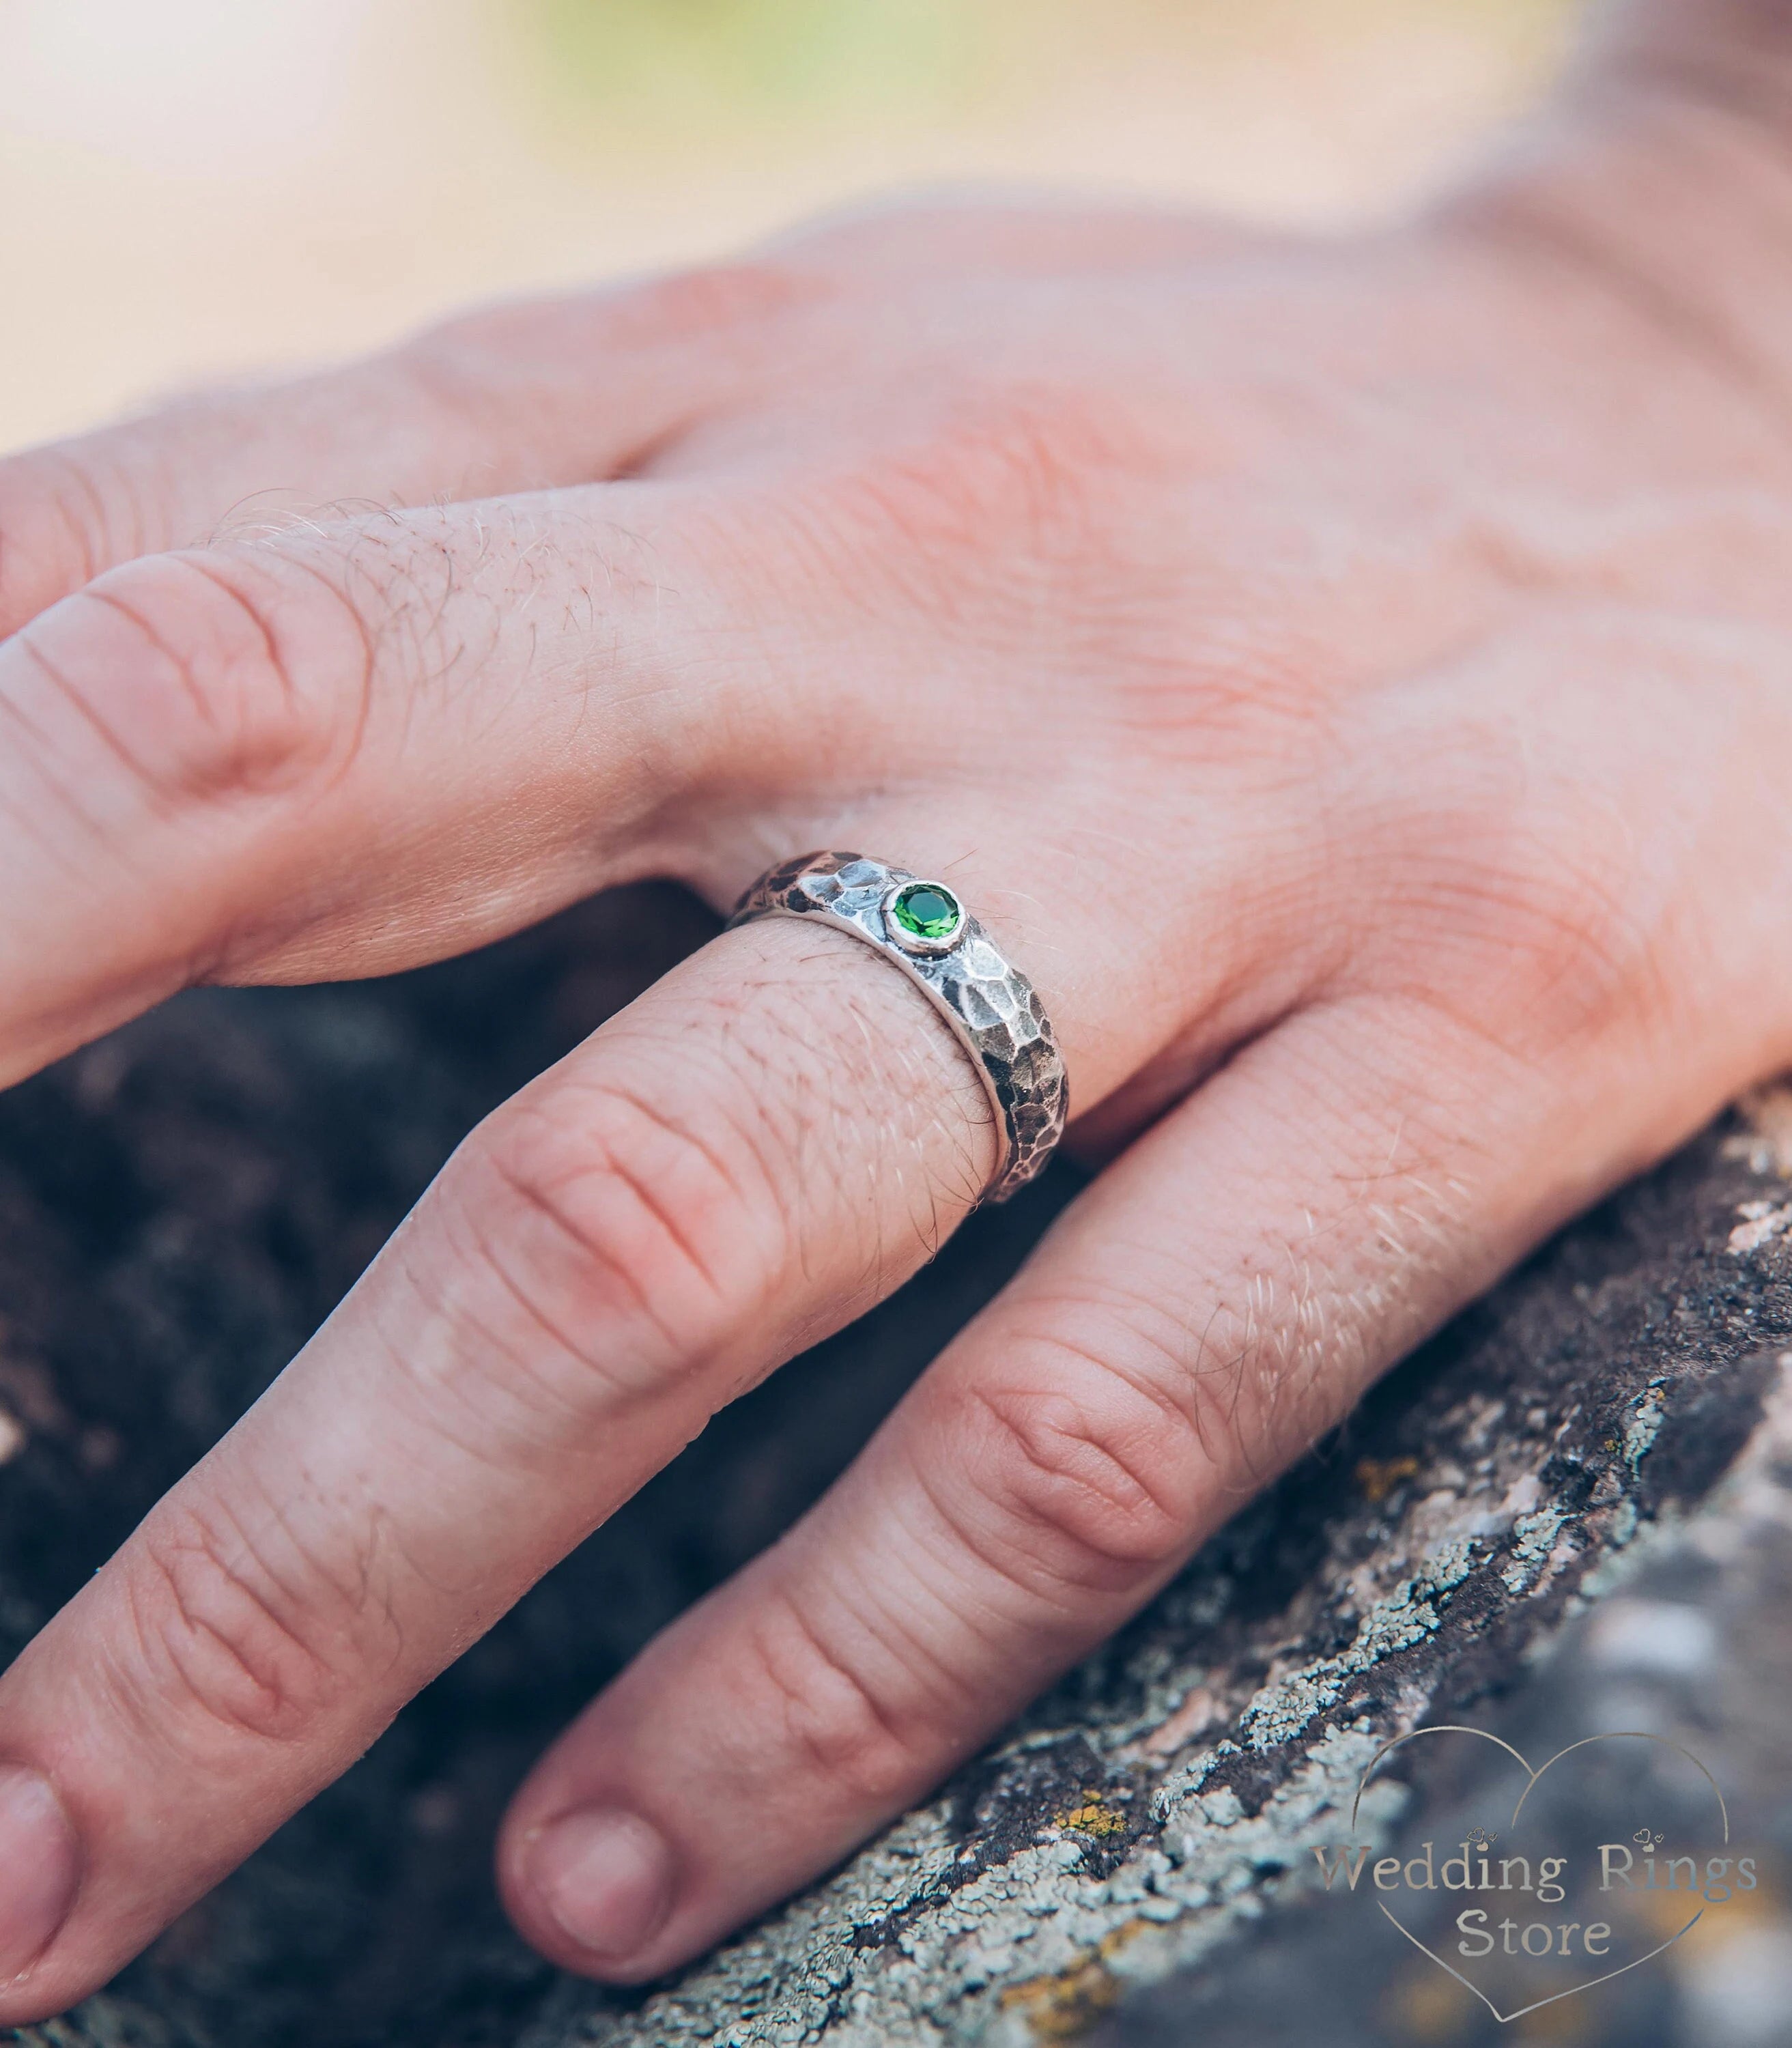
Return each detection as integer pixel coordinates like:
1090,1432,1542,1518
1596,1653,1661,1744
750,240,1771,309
0,888,1787,2047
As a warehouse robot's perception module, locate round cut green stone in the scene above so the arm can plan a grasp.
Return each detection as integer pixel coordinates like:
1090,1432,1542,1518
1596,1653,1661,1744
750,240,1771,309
891,882,962,943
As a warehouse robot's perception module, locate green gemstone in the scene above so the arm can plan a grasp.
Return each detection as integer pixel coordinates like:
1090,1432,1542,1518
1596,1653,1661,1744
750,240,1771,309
891,882,962,943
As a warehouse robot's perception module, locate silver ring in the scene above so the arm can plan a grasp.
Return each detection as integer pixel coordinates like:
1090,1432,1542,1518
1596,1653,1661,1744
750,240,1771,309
728,851,1068,1203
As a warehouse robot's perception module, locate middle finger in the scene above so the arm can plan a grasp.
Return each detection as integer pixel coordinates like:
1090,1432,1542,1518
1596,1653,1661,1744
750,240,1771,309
0,481,808,1086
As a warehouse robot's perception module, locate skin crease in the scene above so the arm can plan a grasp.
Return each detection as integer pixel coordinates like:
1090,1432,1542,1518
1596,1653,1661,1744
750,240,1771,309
0,4,1791,2019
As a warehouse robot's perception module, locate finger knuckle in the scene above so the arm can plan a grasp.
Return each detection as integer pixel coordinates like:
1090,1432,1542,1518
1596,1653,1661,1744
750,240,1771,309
7,545,367,814
838,380,1145,574
956,1322,1207,1597
743,1593,933,1810
1393,814,1673,1062
117,1496,393,1752
446,1076,788,1419
605,258,829,348
1500,862,1670,1051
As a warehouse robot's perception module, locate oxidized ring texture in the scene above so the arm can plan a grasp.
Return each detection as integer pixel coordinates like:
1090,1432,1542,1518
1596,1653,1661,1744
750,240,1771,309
728,851,1069,1204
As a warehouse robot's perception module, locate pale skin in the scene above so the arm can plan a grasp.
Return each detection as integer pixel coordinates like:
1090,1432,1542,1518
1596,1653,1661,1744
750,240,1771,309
0,0,1787,2019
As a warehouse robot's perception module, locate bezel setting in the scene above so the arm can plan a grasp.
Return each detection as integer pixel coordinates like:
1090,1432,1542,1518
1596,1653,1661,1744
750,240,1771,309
883,879,966,956
728,852,1067,1203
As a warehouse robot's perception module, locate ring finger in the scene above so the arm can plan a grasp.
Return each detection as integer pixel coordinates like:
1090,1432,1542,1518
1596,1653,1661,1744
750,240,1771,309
0,854,1072,2021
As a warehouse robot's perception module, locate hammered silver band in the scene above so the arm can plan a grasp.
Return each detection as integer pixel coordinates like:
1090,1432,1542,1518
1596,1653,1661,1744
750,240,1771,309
728,851,1068,1203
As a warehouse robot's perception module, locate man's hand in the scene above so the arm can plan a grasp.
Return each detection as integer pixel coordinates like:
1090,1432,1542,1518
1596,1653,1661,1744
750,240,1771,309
0,35,1790,2019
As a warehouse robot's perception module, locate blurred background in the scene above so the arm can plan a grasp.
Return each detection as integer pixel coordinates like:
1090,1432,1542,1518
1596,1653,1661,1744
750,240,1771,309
6,10,1787,2048
0,0,1579,455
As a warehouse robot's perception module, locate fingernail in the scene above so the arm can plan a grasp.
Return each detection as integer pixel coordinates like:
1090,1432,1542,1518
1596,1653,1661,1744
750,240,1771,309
528,1806,675,1964
0,1766,79,1982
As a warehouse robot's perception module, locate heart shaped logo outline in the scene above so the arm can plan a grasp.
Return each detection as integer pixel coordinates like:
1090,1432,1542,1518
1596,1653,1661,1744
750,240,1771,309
1348,1724,1729,2026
